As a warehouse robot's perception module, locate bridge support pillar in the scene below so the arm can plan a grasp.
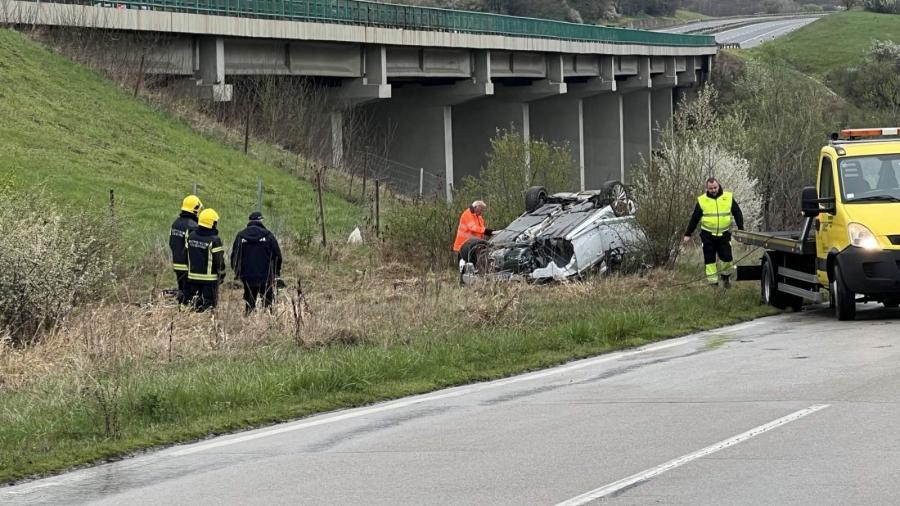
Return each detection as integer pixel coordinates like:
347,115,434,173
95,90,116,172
196,36,232,102
651,87,674,148
452,100,529,187
622,89,652,180
365,102,454,200
530,95,585,190
583,93,624,188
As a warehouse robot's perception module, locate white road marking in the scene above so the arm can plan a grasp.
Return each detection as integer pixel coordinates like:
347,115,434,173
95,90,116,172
554,403,830,505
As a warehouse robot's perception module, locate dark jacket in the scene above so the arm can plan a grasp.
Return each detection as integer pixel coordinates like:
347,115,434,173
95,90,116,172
230,222,282,284
169,211,199,271
685,187,745,237
187,227,226,284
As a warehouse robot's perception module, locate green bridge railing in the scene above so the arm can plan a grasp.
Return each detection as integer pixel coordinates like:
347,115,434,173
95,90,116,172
98,0,716,47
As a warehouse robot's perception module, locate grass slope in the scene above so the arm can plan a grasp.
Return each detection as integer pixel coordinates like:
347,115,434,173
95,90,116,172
751,11,900,78
0,29,360,258
0,281,777,483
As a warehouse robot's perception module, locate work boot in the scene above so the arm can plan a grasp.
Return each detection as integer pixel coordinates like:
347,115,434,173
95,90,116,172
721,274,732,289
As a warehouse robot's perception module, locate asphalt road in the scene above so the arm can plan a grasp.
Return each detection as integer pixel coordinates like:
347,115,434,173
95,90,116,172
713,17,820,48
5,303,900,505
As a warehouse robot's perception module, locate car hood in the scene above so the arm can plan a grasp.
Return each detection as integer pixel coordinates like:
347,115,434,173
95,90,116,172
843,202,900,238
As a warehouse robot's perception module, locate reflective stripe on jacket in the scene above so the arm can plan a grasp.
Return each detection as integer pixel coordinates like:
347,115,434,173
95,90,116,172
187,229,226,283
170,211,198,271
698,191,734,236
453,208,486,252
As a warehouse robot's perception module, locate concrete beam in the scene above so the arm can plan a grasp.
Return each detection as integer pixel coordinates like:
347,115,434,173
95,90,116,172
622,89,651,180
390,50,493,106
196,36,232,101
494,53,566,101
567,55,616,98
677,55,699,87
531,95,584,190
653,56,678,88
583,93,624,187
332,45,391,106
618,56,651,91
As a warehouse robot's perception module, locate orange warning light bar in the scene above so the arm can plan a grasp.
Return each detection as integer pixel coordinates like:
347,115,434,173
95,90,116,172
838,127,900,140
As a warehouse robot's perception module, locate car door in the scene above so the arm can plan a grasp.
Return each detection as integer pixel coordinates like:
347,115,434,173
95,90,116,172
816,154,837,285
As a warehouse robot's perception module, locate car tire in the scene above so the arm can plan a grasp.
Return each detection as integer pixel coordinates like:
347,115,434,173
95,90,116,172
525,186,548,213
459,238,488,267
831,264,856,321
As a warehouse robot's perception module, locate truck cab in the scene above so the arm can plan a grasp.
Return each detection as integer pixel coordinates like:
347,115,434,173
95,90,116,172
735,128,900,320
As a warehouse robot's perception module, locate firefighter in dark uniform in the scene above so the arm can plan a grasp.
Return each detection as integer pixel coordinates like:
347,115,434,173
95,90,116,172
169,195,202,305
186,208,226,311
683,178,744,288
230,211,283,314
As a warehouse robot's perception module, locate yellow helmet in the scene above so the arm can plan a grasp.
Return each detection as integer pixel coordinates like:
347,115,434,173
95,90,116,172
181,195,203,214
198,208,220,229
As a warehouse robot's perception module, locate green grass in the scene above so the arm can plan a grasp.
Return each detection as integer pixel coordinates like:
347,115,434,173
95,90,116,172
751,10,900,78
0,29,362,259
0,282,778,483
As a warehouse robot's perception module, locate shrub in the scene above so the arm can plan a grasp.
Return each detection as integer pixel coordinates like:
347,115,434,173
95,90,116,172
459,130,577,228
382,198,457,270
0,189,116,344
631,86,759,267
864,0,900,13
731,61,837,230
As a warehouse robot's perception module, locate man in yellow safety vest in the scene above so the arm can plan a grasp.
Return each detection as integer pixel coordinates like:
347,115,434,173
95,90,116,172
682,178,744,288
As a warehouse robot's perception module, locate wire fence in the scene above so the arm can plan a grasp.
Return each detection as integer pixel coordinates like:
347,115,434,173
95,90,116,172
364,152,445,199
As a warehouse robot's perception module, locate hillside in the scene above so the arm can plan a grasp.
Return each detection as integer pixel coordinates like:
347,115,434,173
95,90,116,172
0,29,361,260
751,10,900,78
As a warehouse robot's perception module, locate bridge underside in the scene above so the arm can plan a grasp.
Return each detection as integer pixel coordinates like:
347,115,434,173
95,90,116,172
120,34,708,196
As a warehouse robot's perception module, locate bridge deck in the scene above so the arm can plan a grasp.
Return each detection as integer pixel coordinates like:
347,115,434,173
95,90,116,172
54,0,716,47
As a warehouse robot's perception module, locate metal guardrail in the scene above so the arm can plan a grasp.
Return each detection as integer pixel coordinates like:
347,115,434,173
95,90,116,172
78,0,716,47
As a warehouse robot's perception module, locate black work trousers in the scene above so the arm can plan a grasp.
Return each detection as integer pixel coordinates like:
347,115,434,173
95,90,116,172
174,270,189,305
242,280,275,314
700,231,734,283
186,282,219,312
700,231,734,264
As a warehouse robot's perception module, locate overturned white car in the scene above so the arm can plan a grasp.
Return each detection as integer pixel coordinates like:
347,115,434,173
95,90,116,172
459,182,645,283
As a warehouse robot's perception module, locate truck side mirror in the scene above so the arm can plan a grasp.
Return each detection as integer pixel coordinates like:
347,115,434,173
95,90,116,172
801,186,835,217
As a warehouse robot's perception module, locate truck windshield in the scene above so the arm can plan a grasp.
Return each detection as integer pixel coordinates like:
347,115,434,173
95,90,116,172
839,155,900,203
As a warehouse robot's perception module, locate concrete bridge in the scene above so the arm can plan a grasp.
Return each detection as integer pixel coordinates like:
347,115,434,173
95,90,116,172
0,0,717,197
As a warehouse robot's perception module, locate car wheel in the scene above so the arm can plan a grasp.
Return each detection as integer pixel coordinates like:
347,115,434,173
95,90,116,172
525,186,547,213
603,180,635,216
832,264,856,321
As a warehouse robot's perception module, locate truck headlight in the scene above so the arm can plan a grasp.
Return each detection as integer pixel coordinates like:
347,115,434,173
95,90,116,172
848,222,879,250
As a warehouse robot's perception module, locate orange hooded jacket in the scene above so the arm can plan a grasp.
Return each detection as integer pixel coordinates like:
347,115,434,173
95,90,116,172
453,207,486,252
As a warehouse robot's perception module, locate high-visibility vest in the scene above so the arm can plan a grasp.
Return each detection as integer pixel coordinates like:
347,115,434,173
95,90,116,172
453,208,486,252
698,191,734,236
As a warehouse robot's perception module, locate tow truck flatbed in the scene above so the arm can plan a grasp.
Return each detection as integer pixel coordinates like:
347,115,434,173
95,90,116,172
734,229,816,256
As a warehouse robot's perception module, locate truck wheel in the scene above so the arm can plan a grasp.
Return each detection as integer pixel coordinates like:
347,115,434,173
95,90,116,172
761,259,802,310
831,264,856,321
525,186,547,213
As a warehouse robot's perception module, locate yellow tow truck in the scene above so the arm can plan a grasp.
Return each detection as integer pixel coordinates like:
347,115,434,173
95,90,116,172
735,128,900,320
